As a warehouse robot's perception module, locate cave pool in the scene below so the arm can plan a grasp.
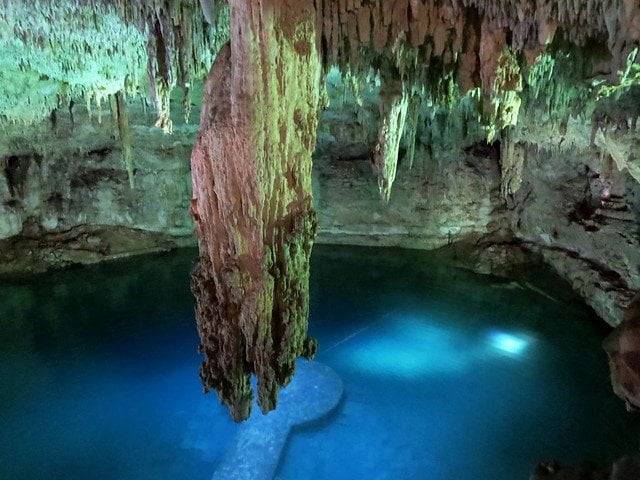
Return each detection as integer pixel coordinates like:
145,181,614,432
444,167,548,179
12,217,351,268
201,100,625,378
1,245,639,479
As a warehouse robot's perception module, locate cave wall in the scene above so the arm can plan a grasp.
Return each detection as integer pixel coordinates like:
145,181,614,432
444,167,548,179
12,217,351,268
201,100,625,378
509,119,640,326
1,59,640,331
2,69,639,330
0,71,502,274
318,72,640,328
314,150,500,249
0,99,195,275
314,69,502,249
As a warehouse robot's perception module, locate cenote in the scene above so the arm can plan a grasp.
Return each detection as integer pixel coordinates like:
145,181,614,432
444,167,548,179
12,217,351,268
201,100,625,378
2,245,638,480
3,1,640,478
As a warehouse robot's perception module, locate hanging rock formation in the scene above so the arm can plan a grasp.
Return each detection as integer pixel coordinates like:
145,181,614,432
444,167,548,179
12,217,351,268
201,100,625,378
190,0,321,420
3,0,640,421
0,0,229,129
188,0,640,417
4,0,639,197
111,91,134,189
373,79,409,202
310,0,640,200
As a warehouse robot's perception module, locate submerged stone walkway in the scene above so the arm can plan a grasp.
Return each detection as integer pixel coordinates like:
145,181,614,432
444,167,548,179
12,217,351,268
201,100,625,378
212,360,343,480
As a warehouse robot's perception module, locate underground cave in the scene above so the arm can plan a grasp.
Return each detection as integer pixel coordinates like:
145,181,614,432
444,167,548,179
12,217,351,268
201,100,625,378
2,1,640,479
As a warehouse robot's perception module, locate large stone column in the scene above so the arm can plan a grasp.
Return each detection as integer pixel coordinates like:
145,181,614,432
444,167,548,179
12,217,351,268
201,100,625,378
190,0,321,421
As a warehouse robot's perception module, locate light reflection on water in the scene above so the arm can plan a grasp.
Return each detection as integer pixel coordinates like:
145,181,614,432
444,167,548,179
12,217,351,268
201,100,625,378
345,316,535,378
487,330,533,356
0,245,638,480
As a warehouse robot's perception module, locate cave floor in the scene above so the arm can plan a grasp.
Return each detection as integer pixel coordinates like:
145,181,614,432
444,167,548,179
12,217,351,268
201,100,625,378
0,245,638,480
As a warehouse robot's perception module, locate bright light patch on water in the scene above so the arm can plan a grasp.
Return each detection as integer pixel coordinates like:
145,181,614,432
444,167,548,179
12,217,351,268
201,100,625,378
341,316,538,378
345,316,474,378
488,331,531,356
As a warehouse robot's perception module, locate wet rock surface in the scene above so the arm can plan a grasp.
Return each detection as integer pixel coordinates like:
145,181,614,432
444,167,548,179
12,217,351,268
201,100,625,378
509,126,640,327
604,295,640,410
0,226,191,277
189,0,321,420
530,456,640,480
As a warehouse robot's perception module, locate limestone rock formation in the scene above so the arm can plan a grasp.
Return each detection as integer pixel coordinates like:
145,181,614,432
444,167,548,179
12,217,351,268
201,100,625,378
373,79,409,202
0,101,195,276
189,1,321,420
2,0,640,424
604,295,640,410
509,124,640,327
0,0,229,131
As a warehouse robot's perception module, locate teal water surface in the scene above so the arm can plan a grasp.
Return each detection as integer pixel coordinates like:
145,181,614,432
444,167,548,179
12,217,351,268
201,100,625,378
0,245,638,480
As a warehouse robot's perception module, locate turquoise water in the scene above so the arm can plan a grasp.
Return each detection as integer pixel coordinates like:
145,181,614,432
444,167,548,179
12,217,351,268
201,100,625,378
1,245,638,479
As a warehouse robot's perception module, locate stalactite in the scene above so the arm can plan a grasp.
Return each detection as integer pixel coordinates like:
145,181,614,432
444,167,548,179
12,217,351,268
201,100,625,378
114,91,135,189
2,0,638,139
485,48,523,142
153,80,173,134
190,0,321,421
68,99,75,126
0,0,229,130
311,0,639,199
130,0,229,134
373,79,409,203
0,0,147,125
499,132,525,198
403,92,423,170
312,0,639,187
199,0,215,26
96,94,104,124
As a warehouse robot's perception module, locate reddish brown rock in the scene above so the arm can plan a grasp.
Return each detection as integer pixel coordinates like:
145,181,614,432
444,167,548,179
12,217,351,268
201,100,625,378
315,0,639,84
190,0,321,421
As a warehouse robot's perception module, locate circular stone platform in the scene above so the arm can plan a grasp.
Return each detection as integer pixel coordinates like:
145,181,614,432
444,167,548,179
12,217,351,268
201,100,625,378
211,359,344,480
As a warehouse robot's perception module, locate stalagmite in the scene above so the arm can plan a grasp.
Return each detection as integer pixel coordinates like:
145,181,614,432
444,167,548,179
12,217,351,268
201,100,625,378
190,0,321,421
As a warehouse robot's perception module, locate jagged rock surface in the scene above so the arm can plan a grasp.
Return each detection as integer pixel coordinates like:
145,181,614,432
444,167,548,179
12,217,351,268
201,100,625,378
314,67,503,248
0,102,195,276
189,0,321,420
0,0,229,131
2,0,640,421
508,121,640,326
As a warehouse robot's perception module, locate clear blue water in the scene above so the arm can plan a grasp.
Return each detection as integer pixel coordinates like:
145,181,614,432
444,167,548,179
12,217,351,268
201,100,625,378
1,245,638,480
